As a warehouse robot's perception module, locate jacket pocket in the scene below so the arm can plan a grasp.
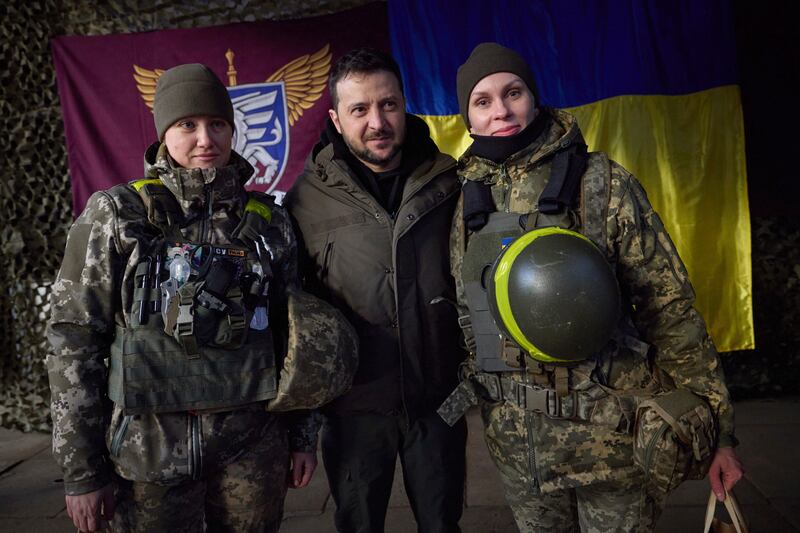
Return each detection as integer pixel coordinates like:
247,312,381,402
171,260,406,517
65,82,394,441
107,411,191,484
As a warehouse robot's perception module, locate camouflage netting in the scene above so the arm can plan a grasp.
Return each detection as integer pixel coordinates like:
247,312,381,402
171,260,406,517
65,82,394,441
2,1,799,433
0,0,372,432
722,216,800,398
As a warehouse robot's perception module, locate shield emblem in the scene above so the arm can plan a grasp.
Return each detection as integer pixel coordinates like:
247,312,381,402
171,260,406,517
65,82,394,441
229,82,290,192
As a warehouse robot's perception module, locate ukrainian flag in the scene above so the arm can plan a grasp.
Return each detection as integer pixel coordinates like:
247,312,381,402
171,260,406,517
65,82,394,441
390,0,753,352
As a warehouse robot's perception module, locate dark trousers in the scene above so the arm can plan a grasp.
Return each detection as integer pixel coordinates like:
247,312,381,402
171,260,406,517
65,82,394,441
321,410,467,533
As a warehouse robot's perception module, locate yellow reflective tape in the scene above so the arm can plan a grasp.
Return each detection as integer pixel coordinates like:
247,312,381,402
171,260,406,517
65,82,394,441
131,179,163,191
245,198,272,223
493,227,591,363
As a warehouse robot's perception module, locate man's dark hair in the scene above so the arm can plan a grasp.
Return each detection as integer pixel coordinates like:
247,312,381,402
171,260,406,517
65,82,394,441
329,48,404,109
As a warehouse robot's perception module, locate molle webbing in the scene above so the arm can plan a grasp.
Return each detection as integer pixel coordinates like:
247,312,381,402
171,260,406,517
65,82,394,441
461,212,526,373
108,323,278,415
112,182,280,414
437,369,615,427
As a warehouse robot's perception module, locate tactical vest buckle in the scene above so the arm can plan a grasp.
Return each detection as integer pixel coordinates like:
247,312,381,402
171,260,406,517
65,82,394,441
175,289,199,358
457,314,476,352
197,290,228,312
501,377,579,419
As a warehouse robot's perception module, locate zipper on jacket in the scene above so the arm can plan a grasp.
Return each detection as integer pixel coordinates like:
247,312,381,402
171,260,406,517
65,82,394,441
525,411,541,493
500,165,512,212
110,415,132,457
188,413,203,480
199,184,212,242
644,422,669,474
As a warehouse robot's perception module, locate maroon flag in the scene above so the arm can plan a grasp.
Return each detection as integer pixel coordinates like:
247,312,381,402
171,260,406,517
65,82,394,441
52,3,389,215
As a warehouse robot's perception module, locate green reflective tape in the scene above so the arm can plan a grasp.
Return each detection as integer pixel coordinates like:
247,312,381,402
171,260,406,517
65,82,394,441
245,198,272,223
131,178,163,191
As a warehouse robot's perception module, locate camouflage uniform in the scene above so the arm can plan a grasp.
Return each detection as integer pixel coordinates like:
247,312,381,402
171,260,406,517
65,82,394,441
445,109,735,532
46,142,318,532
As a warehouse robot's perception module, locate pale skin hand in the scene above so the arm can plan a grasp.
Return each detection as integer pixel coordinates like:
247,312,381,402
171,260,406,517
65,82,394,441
288,451,317,489
65,483,115,532
708,446,744,501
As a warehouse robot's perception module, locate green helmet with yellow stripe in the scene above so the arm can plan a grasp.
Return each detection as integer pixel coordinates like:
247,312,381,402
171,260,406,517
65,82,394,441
486,227,620,363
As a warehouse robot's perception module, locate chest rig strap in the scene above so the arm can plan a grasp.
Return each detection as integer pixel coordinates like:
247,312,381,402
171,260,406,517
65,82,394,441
132,179,185,243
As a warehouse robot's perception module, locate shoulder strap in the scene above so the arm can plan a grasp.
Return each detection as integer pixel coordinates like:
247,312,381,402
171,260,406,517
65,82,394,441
131,179,184,243
461,179,496,231
231,192,275,249
232,193,279,286
538,142,588,215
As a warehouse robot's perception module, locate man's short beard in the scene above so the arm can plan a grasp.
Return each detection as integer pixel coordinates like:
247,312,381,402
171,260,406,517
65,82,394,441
343,136,402,169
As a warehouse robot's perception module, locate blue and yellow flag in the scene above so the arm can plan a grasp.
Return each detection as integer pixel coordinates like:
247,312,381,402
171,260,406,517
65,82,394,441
390,0,753,351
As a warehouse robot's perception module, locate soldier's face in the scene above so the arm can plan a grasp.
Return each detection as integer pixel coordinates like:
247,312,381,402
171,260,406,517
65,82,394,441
467,72,538,137
329,71,406,173
163,115,233,169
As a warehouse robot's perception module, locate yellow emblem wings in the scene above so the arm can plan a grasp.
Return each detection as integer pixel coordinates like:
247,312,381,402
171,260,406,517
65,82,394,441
266,44,331,127
132,44,331,127
133,65,165,110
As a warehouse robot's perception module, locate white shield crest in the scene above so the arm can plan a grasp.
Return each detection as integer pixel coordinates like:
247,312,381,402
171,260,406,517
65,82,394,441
229,82,290,193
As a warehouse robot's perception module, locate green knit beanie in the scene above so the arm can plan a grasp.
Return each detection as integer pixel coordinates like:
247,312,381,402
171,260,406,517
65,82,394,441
154,63,234,140
456,43,540,129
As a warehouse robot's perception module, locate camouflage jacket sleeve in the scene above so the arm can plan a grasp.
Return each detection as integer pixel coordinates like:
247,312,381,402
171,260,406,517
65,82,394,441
46,191,120,495
609,165,737,447
450,193,467,309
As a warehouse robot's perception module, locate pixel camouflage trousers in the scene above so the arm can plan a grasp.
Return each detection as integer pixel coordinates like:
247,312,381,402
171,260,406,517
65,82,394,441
481,400,668,532
110,414,289,533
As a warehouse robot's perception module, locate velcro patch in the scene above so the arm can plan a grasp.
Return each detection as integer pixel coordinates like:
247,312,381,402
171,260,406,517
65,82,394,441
59,224,92,282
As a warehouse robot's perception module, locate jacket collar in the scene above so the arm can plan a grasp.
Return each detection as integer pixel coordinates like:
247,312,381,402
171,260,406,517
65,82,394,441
143,142,254,214
458,108,583,184
311,115,452,196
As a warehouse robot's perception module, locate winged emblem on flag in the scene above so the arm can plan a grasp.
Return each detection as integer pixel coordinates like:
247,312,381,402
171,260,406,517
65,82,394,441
133,44,331,193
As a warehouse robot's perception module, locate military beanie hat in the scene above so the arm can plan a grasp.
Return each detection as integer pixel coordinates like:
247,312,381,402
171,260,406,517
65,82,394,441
456,42,540,128
154,63,234,140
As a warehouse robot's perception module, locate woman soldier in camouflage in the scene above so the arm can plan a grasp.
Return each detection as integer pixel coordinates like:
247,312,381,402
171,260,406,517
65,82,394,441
47,64,318,532
439,43,743,532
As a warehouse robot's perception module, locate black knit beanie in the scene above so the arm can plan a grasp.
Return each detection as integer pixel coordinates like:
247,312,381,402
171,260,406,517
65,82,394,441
456,43,540,129
154,64,234,140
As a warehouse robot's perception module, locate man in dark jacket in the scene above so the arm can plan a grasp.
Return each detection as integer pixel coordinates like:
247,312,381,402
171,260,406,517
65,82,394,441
285,48,467,533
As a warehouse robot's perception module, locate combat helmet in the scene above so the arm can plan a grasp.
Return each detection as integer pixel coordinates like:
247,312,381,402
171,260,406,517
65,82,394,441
266,287,359,411
486,227,620,364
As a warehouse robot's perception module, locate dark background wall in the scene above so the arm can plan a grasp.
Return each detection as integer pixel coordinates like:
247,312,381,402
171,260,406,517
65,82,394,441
722,0,800,397
0,0,796,431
